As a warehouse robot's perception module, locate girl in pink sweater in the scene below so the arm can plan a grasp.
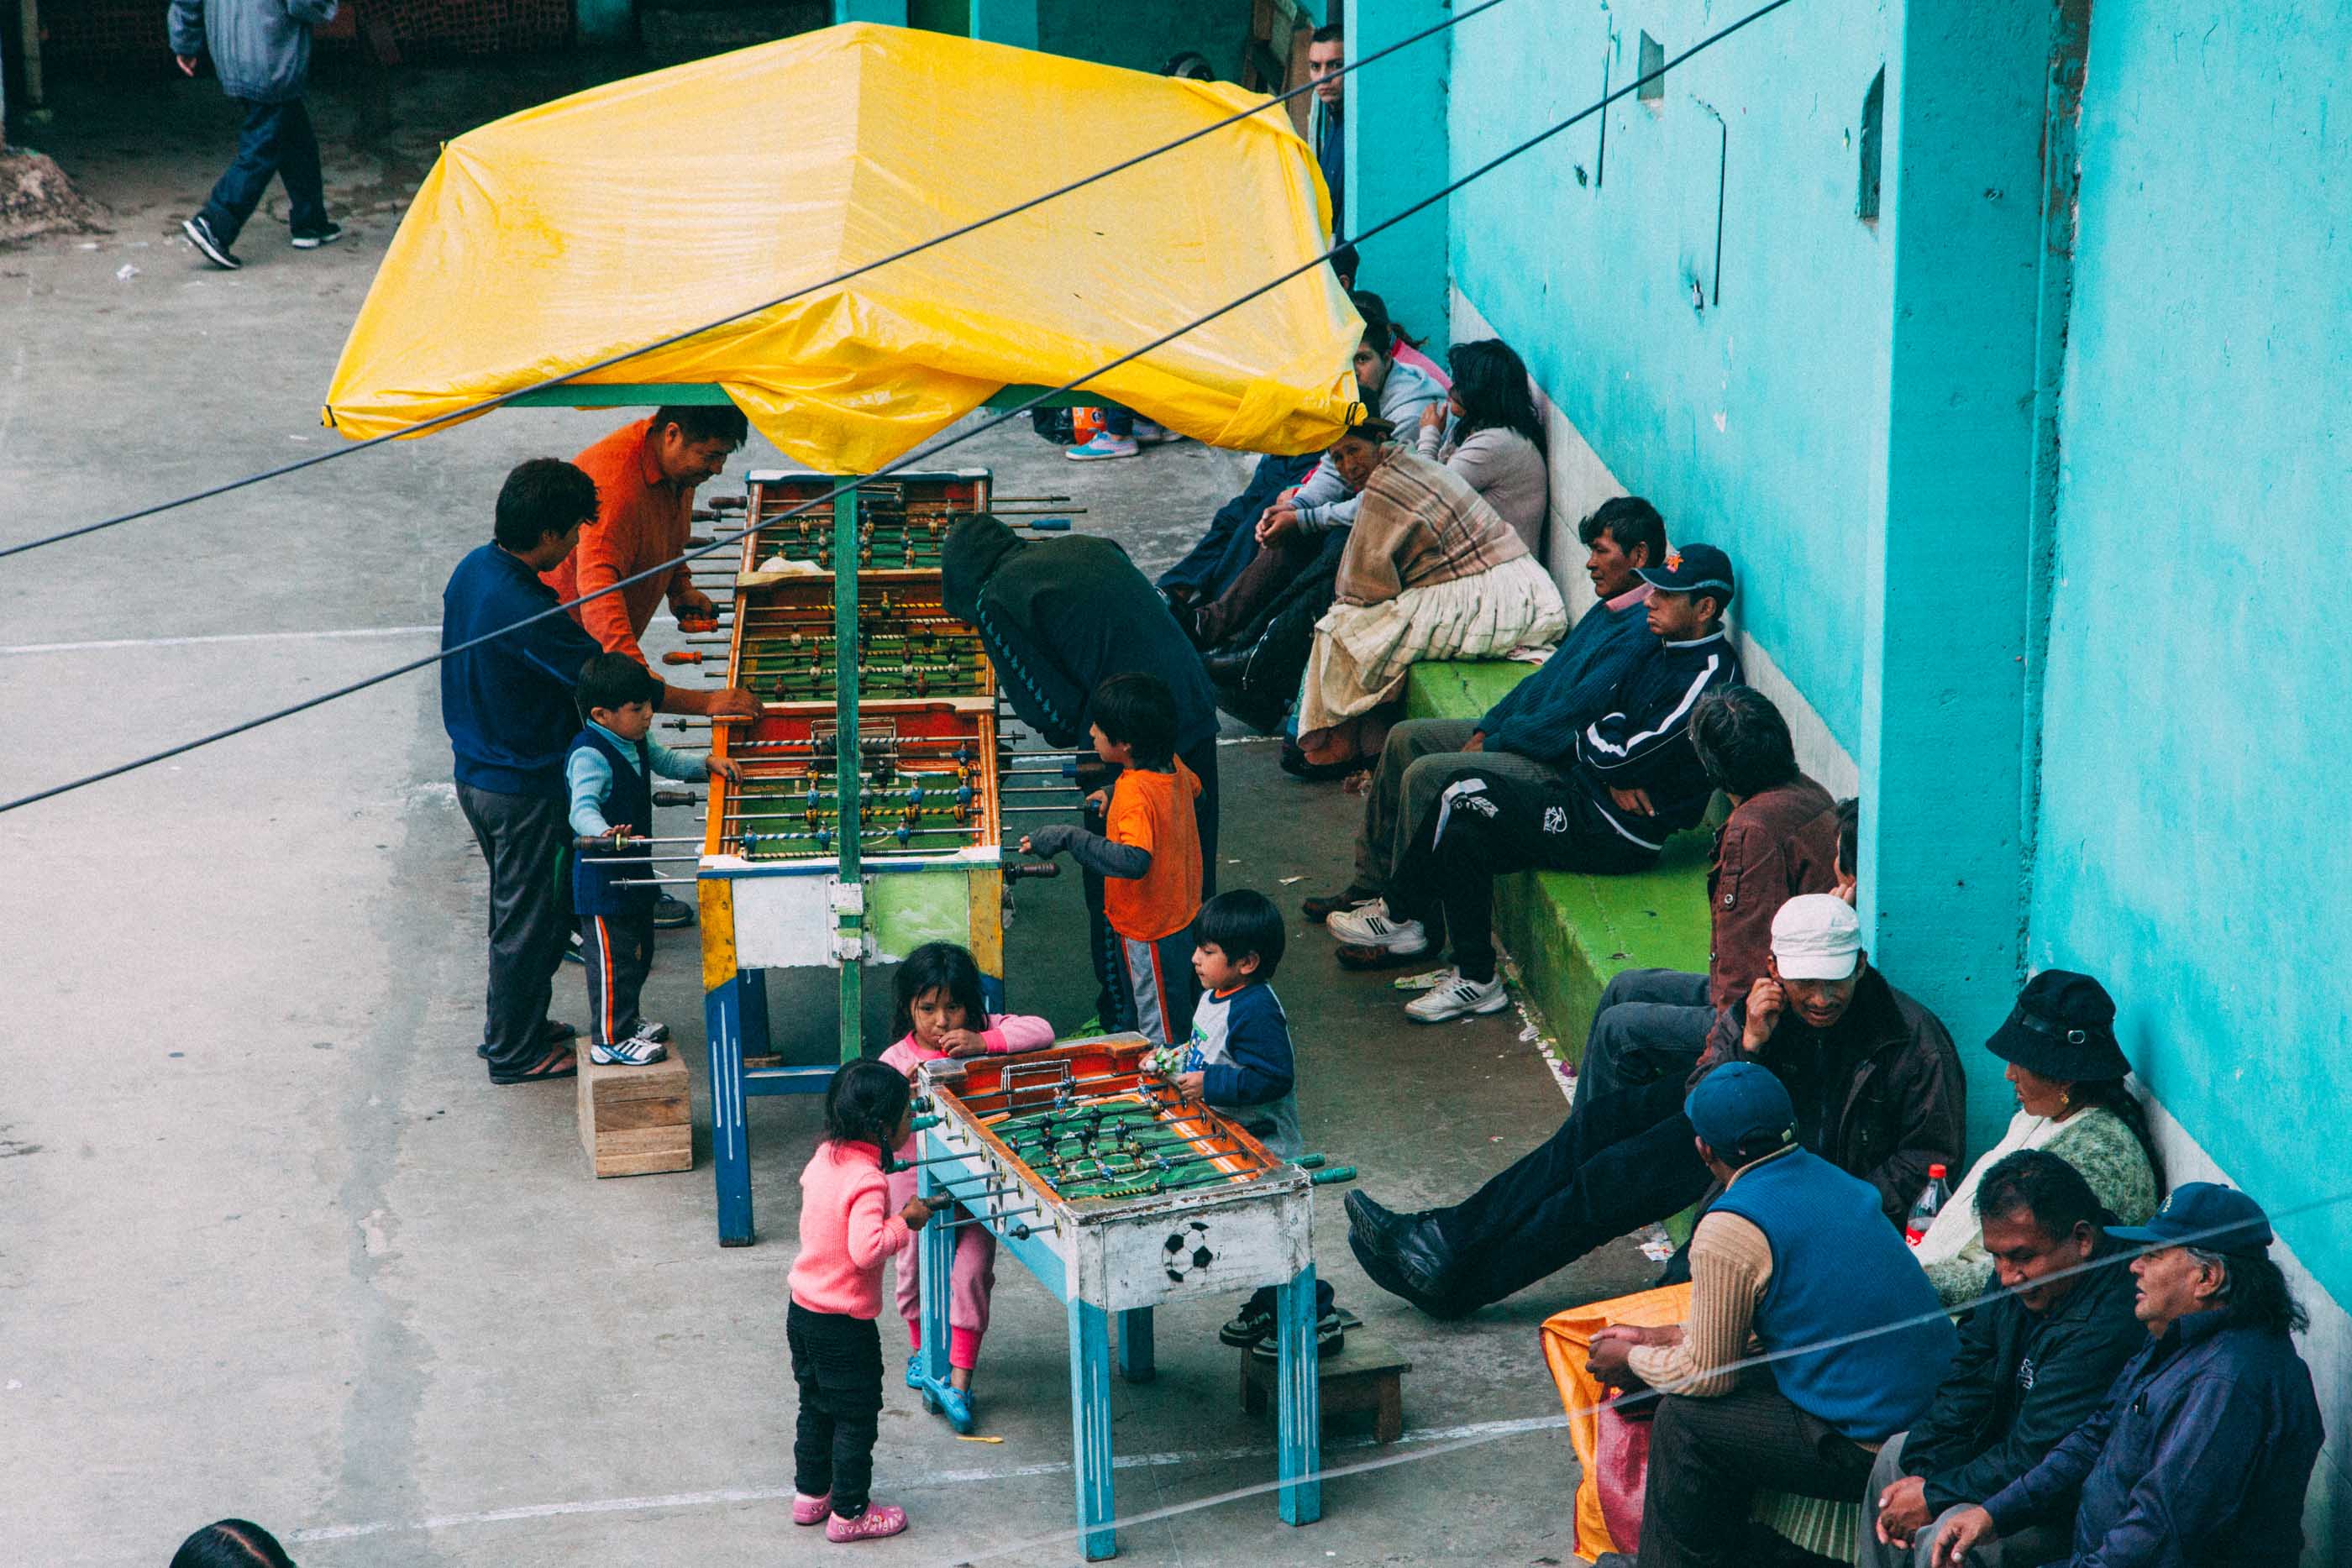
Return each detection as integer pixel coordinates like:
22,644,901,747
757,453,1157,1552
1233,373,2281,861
881,942,1053,1434
787,1060,933,1544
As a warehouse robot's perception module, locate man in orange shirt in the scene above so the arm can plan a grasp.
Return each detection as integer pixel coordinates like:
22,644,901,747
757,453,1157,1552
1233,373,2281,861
547,405,764,926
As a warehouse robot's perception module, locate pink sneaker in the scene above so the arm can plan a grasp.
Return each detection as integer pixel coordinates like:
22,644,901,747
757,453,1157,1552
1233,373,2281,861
825,1502,908,1542
791,1492,831,1525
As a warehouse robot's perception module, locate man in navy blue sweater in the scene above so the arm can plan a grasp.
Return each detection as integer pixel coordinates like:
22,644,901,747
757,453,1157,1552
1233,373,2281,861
1333,544,1742,1024
1301,496,1667,926
443,458,683,1085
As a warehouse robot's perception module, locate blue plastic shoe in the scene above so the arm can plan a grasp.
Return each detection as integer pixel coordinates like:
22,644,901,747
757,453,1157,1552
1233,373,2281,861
905,1352,924,1391
934,1384,977,1435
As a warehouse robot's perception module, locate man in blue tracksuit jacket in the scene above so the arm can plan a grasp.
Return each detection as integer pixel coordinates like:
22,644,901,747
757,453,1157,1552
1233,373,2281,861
1930,1183,2325,1568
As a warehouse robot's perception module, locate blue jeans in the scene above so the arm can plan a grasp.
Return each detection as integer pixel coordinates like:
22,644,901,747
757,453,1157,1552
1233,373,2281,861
1101,403,1135,438
199,97,327,246
1157,451,1319,599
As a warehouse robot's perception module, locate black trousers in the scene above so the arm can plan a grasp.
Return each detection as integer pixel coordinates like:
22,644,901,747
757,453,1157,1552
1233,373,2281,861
1636,1371,1876,1568
1429,1075,1711,1309
1389,774,1656,983
788,1303,885,1518
456,784,574,1076
580,909,656,1048
197,96,328,246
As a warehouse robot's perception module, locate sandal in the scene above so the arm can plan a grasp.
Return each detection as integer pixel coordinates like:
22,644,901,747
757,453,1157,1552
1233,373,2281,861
489,1045,577,1085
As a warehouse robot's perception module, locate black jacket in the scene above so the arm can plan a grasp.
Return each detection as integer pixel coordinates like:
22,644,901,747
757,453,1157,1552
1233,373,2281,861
1698,966,1966,1225
942,518,1219,754
1900,1235,2150,1513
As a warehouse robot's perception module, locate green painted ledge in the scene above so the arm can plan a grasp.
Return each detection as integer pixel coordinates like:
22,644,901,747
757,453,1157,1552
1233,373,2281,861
1401,660,1716,1064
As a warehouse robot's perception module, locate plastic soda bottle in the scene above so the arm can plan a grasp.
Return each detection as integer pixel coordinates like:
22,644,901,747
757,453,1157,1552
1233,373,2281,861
1906,1162,1951,1246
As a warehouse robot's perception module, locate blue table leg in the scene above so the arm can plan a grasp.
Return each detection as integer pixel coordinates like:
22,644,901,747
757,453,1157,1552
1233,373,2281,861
1068,1298,1117,1560
706,977,753,1246
916,1160,953,1407
1116,1306,1155,1383
1275,1262,1322,1525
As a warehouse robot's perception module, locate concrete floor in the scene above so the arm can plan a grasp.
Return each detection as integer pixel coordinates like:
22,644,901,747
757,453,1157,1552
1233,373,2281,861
3,60,1652,1566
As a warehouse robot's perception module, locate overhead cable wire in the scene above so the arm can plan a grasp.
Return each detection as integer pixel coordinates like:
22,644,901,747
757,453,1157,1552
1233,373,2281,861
0,0,1798,819
0,0,1510,564
929,1187,2350,1567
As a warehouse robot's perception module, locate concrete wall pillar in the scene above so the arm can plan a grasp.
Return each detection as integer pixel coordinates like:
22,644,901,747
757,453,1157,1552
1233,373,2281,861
1344,0,1449,343
970,0,1039,49
832,0,910,23
1860,1,2055,1155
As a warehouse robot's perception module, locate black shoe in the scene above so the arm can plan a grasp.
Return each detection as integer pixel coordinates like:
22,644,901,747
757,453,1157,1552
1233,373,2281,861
1249,1308,1346,1360
1345,1189,1419,1260
651,892,696,930
1201,646,1253,686
1279,739,1357,782
477,1019,577,1061
1347,1226,1462,1319
1302,885,1379,924
290,220,344,249
1391,1215,1462,1302
1218,1299,1275,1348
181,214,241,270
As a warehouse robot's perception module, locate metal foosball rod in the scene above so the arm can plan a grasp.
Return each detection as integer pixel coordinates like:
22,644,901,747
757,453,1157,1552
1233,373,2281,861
933,1209,1038,1238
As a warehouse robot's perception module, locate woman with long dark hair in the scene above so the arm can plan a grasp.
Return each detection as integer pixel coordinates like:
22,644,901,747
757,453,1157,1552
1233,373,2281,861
1415,338,1549,551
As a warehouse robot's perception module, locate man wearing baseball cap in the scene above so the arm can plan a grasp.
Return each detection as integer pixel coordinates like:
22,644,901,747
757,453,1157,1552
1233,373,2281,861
1929,1183,2324,1568
1347,894,1963,1316
1331,543,1743,1024
1584,1064,1956,1567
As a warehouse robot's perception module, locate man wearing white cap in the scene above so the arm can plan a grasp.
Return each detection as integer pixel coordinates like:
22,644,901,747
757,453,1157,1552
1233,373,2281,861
1347,893,1965,1315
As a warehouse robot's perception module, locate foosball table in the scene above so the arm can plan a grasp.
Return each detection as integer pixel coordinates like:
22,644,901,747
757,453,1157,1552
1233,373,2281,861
680,469,1079,1245
907,1036,1350,1559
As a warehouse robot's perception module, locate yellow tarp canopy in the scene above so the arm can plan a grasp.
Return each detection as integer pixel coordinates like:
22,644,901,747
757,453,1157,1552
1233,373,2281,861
323,23,1362,471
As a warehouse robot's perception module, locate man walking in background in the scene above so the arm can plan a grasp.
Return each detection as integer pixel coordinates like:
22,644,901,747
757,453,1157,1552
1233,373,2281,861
171,0,344,269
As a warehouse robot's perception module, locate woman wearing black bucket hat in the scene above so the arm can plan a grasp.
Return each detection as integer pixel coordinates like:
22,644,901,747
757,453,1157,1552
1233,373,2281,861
1914,970,2166,1303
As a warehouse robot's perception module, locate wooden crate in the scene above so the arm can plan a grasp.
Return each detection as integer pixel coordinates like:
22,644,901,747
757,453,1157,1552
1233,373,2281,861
1241,1327,1413,1444
576,1048,693,1177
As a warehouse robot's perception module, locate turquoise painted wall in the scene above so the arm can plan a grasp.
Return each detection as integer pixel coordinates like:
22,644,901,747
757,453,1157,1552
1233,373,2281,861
1446,0,1893,755
2028,0,2352,1305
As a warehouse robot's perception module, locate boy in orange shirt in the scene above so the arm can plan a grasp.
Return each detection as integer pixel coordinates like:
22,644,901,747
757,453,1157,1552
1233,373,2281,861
1021,673,1203,1045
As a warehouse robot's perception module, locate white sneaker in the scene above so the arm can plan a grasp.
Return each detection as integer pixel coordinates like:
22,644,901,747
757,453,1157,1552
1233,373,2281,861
1326,901,1426,953
1404,970,1510,1024
632,1019,673,1043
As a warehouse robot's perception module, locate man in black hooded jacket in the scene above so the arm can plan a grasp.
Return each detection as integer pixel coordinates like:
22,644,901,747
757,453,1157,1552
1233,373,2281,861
943,517,1224,1012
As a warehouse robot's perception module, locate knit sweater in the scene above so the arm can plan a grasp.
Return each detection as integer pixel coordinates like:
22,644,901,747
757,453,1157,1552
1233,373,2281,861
1920,1105,2160,1304
786,1140,916,1319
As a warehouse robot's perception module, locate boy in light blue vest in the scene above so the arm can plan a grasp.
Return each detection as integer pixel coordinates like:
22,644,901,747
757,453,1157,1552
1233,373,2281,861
567,654,738,1066
1159,890,1345,1357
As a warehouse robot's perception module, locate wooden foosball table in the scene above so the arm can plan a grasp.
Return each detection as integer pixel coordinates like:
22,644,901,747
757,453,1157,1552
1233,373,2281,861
908,1036,1350,1559
690,469,1074,1245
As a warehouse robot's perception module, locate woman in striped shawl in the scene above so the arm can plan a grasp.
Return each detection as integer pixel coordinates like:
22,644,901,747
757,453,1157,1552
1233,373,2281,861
1293,418,1567,769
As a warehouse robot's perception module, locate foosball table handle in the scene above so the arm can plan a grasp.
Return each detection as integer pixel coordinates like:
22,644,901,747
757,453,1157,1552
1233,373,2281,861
652,789,701,806
909,1114,941,1132
1309,1167,1357,1186
1295,1153,1327,1169
1004,860,1063,880
1017,517,1073,532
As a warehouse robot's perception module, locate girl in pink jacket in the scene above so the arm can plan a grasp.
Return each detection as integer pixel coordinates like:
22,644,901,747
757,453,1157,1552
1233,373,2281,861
881,942,1053,1434
787,1060,933,1544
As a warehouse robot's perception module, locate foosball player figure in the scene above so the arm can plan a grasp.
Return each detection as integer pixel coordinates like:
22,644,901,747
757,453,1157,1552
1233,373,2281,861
567,653,741,1066
788,1061,934,1544
878,942,1053,1434
1019,673,1203,1046
1162,890,1347,1359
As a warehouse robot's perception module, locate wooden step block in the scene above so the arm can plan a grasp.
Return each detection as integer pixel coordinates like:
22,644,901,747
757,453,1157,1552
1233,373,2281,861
576,1047,693,1178
1240,1326,1413,1443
